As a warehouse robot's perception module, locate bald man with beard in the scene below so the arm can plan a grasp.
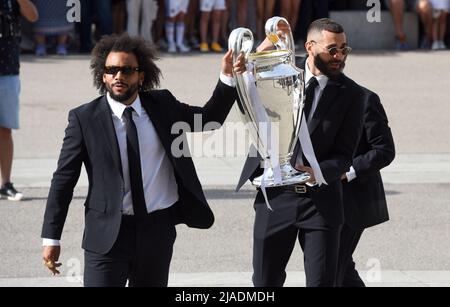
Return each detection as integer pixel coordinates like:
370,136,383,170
237,18,367,287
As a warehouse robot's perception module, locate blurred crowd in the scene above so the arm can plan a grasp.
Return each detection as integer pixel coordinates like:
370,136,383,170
21,0,450,55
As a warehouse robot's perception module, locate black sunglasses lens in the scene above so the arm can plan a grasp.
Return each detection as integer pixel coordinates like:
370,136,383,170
105,66,137,75
328,47,351,56
328,48,338,56
105,67,119,75
121,67,134,75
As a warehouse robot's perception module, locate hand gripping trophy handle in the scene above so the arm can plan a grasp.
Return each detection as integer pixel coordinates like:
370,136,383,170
265,16,296,61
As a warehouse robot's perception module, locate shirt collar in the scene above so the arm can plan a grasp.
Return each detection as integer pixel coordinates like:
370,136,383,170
305,61,329,90
106,93,142,119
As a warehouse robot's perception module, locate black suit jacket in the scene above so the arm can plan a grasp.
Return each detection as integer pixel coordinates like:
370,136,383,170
343,89,395,230
41,80,237,254
237,57,365,227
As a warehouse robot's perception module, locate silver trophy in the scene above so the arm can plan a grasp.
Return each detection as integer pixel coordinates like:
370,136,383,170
229,16,310,187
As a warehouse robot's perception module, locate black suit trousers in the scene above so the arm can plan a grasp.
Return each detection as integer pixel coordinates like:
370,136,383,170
252,189,341,287
83,207,176,287
336,224,365,287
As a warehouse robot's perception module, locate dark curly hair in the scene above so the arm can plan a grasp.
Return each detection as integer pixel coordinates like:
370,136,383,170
90,34,161,94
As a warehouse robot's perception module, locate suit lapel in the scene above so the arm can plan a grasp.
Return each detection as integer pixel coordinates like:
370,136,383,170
308,81,340,134
296,56,345,135
94,96,123,177
140,93,173,161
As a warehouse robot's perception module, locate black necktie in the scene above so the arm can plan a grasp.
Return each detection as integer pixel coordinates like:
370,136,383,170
290,77,319,167
303,77,319,121
123,107,147,217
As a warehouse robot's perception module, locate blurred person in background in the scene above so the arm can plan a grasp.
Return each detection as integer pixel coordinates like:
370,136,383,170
384,0,433,50
256,0,275,42
280,0,301,38
185,0,200,49
154,0,166,49
32,0,73,56
112,0,127,34
236,0,247,27
79,0,113,53
0,0,38,201
165,0,190,53
296,0,330,47
199,0,226,52
126,0,158,43
429,0,449,49
220,0,231,46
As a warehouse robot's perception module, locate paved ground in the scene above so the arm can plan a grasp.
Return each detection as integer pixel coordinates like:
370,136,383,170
1,50,449,286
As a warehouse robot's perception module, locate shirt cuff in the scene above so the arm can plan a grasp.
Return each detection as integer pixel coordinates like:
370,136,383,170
43,238,61,246
220,73,236,87
346,166,357,182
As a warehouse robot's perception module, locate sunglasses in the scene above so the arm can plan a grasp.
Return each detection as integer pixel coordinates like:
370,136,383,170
104,66,140,76
310,41,352,56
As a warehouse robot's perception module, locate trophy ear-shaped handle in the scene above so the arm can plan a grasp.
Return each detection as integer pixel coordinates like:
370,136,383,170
228,28,254,64
265,16,295,56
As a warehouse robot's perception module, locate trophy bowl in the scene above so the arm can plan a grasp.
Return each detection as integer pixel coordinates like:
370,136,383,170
229,17,311,187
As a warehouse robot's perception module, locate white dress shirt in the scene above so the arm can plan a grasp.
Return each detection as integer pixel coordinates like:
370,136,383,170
346,166,357,182
107,93,180,215
304,62,329,123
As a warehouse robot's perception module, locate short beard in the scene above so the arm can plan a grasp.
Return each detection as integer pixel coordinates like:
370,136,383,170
314,54,345,78
106,82,139,103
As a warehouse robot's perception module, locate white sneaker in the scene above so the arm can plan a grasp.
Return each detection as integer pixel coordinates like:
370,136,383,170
431,41,440,50
168,43,177,53
177,43,191,53
439,41,447,50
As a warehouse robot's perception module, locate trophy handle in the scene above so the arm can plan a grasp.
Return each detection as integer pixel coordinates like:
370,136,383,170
228,27,254,63
228,28,269,158
228,28,252,119
265,16,296,62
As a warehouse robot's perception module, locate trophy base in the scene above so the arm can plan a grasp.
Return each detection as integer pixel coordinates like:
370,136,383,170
252,164,311,188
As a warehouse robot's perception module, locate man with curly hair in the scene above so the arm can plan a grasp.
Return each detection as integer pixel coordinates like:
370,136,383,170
41,34,245,287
